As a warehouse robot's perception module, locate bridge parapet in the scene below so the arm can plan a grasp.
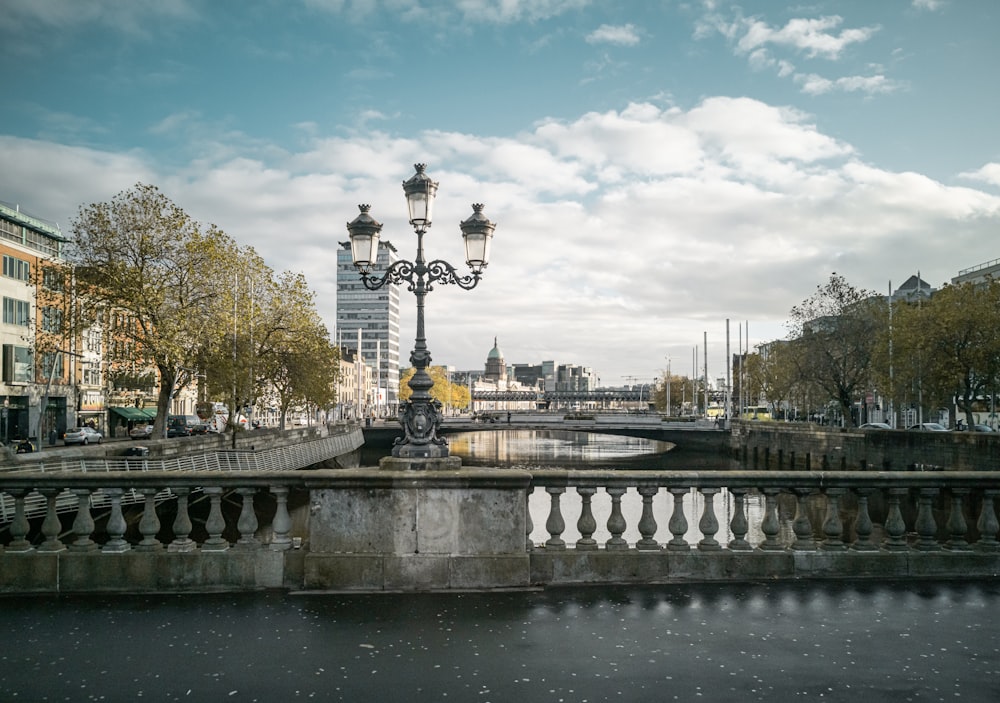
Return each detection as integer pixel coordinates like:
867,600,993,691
2,465,999,593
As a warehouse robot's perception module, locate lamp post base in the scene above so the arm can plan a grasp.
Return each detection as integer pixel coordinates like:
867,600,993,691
379,455,463,471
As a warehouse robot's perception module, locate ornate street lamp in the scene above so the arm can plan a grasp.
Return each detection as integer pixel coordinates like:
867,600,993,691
346,164,496,459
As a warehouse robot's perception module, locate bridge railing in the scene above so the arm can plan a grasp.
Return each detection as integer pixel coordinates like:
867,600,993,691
0,427,364,523
2,467,999,593
526,470,1000,553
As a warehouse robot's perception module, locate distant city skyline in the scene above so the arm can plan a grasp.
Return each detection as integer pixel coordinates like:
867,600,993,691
2,1,998,384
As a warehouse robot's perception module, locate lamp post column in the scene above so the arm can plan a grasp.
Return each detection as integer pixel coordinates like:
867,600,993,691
345,165,496,464
396,226,449,458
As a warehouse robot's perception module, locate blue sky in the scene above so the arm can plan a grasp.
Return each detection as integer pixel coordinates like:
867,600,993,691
2,0,999,388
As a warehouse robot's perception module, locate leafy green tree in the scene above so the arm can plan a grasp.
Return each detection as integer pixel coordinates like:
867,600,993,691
786,273,882,428
197,262,339,431
889,280,1000,428
652,373,689,415
69,183,235,437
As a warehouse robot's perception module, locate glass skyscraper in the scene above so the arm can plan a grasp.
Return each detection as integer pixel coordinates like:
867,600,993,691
336,240,400,414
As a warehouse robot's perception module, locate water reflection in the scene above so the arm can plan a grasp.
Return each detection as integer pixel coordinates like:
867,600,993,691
448,429,674,467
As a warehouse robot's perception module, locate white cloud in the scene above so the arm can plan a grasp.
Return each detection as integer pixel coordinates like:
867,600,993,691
735,16,879,60
586,23,641,46
796,72,901,95
3,97,998,384
0,0,197,38
958,163,1000,188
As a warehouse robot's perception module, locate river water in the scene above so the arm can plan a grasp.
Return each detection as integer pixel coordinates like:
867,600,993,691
3,581,999,702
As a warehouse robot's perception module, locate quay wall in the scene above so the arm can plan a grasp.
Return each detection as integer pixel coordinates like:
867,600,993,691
731,421,1000,472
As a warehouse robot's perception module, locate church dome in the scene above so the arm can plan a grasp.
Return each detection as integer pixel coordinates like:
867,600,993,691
487,337,504,360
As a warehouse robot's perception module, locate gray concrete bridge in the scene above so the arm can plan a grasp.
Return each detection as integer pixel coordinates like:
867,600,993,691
362,413,730,453
3,419,1000,594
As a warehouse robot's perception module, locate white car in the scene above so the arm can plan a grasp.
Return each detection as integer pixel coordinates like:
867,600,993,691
129,424,154,439
907,423,949,431
64,426,103,445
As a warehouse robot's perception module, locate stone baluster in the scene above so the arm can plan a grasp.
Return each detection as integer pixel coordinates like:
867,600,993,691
759,489,783,551
728,488,752,551
976,490,999,551
820,488,846,551
69,488,98,552
201,487,229,552
666,487,690,552
544,487,566,550
636,486,659,550
576,487,598,550
915,488,940,551
945,489,969,551
37,489,66,553
269,485,293,551
525,487,534,551
605,487,628,550
883,487,909,551
136,488,163,551
850,489,877,551
7,489,34,552
102,488,130,553
168,488,196,553
697,488,721,551
791,488,816,551
235,488,260,549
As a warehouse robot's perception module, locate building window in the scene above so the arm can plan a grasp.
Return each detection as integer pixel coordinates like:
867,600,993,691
2,297,30,326
2,255,30,282
42,267,65,292
42,306,64,333
82,361,101,386
40,351,64,380
2,344,32,383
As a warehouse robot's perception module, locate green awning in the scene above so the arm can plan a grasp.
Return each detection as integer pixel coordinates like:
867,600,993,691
110,406,157,421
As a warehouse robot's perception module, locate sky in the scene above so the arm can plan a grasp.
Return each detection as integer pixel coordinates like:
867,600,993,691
1,0,999,389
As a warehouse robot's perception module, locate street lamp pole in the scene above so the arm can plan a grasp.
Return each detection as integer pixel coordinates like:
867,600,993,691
346,164,496,459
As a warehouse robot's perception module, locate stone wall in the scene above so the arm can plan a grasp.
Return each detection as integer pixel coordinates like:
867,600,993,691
731,421,1000,471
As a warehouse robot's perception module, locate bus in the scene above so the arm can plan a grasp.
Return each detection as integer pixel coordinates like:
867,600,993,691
741,405,772,421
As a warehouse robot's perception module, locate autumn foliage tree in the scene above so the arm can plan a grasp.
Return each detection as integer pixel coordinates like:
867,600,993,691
785,273,881,427
69,183,338,435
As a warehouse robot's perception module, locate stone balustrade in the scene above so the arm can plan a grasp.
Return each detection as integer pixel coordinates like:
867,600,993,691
2,468,999,593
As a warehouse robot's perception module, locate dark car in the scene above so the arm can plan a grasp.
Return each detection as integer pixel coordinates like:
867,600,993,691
167,423,192,438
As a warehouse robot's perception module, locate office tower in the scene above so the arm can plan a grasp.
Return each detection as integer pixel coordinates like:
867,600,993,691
336,240,400,413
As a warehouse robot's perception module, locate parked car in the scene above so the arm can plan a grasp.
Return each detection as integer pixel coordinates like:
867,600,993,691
907,423,949,431
129,424,154,439
972,424,996,432
859,422,893,430
64,426,103,445
168,415,198,438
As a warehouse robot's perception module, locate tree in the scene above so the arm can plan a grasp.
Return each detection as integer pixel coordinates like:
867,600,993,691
195,259,340,431
786,273,882,428
69,183,236,437
399,366,467,409
744,342,799,419
889,280,1000,429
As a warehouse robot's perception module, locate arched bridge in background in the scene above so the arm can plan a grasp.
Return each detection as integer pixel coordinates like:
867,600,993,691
362,414,730,454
